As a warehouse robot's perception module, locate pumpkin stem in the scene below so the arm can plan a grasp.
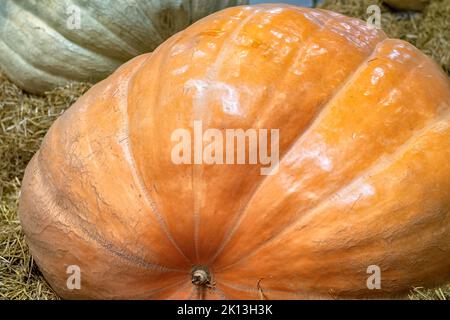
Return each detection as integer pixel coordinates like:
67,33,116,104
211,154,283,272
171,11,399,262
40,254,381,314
191,266,211,286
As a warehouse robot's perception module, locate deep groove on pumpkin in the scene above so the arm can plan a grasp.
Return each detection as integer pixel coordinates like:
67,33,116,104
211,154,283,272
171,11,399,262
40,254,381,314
217,114,448,273
119,61,192,265
17,4,450,299
71,0,143,56
31,151,181,273
6,1,122,80
210,36,388,268
206,7,360,265
12,0,137,61
133,0,165,44
191,8,262,263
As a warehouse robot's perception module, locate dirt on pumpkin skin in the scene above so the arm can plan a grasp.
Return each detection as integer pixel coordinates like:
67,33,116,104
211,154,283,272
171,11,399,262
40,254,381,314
1,0,449,300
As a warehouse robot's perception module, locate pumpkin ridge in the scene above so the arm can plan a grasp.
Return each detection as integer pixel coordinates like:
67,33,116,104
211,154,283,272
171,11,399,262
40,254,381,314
187,0,194,25
205,18,327,264
37,168,181,274
153,33,197,264
132,0,165,44
248,7,333,130
147,279,192,298
17,4,450,299
206,7,260,81
4,1,123,80
120,55,192,265
316,7,388,49
164,281,195,299
189,8,261,262
26,152,183,274
210,38,450,271
1,1,252,93
215,114,449,273
209,37,386,267
11,0,138,61
290,5,382,47
0,38,72,92
0,33,80,81
206,8,363,265
70,0,144,56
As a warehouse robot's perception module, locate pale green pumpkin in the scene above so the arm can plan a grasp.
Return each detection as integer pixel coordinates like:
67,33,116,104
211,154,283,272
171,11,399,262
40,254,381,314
0,0,248,94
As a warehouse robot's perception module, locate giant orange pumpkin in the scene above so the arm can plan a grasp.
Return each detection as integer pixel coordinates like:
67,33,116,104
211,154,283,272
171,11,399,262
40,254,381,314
19,4,450,299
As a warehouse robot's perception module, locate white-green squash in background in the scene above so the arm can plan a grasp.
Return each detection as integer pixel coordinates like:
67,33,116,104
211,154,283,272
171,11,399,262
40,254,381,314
0,0,248,94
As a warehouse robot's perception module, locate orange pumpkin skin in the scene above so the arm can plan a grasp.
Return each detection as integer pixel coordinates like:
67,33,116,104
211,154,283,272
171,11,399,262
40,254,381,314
19,4,450,299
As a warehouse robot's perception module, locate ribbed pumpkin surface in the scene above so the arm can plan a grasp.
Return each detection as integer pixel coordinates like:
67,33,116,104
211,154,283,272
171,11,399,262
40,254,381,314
0,0,247,94
19,5,450,299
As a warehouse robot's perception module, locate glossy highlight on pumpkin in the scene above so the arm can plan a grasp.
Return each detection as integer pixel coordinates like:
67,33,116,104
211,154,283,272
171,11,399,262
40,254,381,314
19,4,450,299
0,0,248,94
